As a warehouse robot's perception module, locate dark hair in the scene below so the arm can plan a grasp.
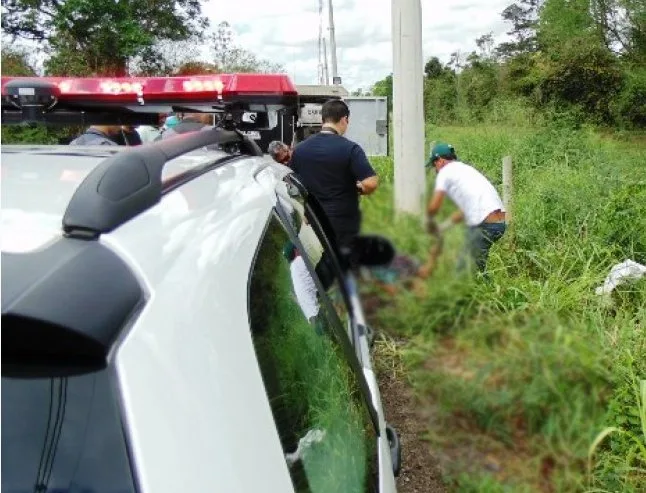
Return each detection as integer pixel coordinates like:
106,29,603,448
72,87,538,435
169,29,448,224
321,99,350,124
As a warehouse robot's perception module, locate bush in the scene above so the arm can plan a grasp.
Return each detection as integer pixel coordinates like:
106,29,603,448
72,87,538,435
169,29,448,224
612,66,646,128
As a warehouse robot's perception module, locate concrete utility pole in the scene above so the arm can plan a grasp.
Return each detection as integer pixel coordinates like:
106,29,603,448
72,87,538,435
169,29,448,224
328,0,339,82
392,0,425,215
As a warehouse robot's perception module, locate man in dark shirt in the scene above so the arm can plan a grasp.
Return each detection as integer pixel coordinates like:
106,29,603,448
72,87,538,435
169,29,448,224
114,126,143,146
69,126,122,146
290,99,379,249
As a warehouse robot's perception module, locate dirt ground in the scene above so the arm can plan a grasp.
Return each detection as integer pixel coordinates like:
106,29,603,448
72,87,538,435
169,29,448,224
376,347,447,492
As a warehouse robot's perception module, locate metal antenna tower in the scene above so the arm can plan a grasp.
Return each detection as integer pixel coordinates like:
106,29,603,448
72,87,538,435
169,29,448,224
327,0,338,83
317,0,325,84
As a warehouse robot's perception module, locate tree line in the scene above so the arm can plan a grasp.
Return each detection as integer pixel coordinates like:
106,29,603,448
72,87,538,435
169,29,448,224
2,0,644,130
368,0,646,128
1,1,282,78
0,1,284,144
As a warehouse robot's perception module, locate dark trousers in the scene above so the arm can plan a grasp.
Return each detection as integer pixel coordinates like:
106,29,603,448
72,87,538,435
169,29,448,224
327,215,360,252
458,222,507,274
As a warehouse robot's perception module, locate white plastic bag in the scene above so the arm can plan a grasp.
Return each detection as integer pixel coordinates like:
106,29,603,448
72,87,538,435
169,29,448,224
595,260,646,295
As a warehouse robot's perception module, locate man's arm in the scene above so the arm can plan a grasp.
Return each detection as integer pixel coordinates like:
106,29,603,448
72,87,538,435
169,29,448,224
427,190,446,217
350,145,379,195
427,193,463,233
357,175,379,195
450,210,464,224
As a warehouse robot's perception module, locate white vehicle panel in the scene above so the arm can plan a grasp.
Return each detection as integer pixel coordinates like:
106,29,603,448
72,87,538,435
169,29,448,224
106,158,294,492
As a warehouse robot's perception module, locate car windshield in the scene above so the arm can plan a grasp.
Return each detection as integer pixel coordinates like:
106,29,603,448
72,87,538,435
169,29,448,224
1,369,136,493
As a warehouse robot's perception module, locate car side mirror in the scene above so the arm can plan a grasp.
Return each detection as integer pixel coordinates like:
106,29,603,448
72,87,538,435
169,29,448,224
349,235,395,267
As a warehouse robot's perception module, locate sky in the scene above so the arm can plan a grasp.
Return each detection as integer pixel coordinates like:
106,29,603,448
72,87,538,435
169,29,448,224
203,0,514,92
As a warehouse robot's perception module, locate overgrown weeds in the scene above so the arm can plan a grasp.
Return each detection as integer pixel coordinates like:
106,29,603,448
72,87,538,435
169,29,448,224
363,122,646,491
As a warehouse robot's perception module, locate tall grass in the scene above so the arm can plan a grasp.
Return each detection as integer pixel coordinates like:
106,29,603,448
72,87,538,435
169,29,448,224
362,119,646,491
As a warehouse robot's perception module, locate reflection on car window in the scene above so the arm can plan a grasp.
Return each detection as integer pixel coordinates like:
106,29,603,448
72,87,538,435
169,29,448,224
277,184,353,340
248,214,377,493
1,370,136,493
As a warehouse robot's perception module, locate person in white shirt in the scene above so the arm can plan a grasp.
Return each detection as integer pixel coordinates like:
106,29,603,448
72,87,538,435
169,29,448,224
425,142,506,275
136,124,161,143
283,241,320,324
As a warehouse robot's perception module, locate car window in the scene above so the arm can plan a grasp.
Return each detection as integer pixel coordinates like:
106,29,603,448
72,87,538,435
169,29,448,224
1,369,136,493
276,181,354,341
248,214,378,493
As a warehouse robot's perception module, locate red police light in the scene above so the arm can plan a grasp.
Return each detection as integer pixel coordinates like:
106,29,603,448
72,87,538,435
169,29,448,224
1,74,297,103
1,74,298,125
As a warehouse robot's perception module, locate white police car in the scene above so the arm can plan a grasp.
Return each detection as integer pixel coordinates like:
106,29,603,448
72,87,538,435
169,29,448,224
1,74,401,493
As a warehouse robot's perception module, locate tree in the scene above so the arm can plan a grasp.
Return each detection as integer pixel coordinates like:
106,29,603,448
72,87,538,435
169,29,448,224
612,65,646,126
537,0,601,52
2,0,208,76
475,32,497,60
592,0,646,62
421,56,458,122
174,61,220,76
447,50,466,72
539,38,624,122
128,37,207,76
0,46,70,145
371,74,393,111
1,45,36,76
496,0,543,58
424,57,444,79
623,0,646,62
211,22,283,73
424,76,458,124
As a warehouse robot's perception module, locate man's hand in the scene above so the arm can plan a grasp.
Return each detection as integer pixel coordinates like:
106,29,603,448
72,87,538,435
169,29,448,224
426,215,439,235
438,218,453,234
357,175,379,195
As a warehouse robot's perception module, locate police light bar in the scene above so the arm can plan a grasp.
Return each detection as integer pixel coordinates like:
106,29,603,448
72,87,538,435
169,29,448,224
1,74,298,125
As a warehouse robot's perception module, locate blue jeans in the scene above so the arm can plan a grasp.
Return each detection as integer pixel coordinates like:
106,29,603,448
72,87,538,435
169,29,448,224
457,222,507,274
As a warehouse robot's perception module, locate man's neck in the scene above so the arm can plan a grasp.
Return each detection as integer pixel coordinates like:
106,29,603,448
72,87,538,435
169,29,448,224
321,123,341,135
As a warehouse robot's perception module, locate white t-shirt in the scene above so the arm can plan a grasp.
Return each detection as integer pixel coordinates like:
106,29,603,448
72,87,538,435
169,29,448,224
290,255,319,320
434,161,504,226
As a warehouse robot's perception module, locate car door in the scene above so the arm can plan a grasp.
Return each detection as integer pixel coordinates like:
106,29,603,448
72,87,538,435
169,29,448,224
271,176,398,493
247,209,380,493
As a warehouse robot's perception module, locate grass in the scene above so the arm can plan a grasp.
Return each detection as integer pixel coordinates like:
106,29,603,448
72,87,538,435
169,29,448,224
362,120,646,492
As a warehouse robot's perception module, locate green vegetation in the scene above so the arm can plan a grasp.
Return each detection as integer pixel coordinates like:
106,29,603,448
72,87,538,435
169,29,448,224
2,0,208,76
366,5,645,486
363,113,646,491
371,0,646,130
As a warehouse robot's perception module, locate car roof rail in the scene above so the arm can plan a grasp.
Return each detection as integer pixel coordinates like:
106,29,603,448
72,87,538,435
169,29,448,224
62,127,262,239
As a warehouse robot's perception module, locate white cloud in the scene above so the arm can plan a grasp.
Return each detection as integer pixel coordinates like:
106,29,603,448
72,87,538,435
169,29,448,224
203,0,513,91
